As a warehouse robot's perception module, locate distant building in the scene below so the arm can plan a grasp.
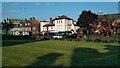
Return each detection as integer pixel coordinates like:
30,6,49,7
6,17,40,36
7,18,22,35
40,15,79,33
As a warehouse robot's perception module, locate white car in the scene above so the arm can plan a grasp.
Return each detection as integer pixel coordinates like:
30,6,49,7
53,35,63,39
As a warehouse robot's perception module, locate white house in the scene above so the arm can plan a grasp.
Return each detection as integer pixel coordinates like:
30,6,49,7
40,20,48,32
40,15,79,33
40,17,55,33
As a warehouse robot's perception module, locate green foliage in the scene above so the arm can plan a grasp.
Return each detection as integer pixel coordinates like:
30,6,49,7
77,10,98,29
94,38,101,42
109,40,115,43
86,39,92,42
2,19,14,35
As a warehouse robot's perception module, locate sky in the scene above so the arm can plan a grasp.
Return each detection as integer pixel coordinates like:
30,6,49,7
0,0,120,2
1,2,119,22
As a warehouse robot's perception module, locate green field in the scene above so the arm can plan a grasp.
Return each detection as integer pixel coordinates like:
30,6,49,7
2,40,119,66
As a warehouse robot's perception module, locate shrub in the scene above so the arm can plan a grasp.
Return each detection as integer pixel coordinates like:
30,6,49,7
109,40,115,43
118,40,120,43
86,39,92,42
94,38,101,42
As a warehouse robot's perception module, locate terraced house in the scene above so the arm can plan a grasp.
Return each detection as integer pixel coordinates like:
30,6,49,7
6,17,40,36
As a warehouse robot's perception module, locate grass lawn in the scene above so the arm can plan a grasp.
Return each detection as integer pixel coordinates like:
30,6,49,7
2,40,119,66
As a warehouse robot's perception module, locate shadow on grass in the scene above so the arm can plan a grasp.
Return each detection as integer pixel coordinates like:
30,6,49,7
71,45,119,67
26,53,63,67
2,40,49,47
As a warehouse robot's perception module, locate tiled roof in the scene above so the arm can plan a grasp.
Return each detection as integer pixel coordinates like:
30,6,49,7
40,20,47,22
53,15,73,21
43,24,55,27
34,20,40,24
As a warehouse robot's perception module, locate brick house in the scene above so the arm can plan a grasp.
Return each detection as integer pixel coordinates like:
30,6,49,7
8,17,40,36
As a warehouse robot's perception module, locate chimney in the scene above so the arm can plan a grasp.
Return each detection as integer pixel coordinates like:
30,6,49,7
49,17,52,24
25,19,27,21
30,18,32,21
33,17,35,20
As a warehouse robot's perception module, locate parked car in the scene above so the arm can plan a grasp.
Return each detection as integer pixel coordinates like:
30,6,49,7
53,34,63,39
48,32,56,39
37,33,50,40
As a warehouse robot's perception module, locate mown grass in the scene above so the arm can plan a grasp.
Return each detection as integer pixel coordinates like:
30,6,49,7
2,40,119,66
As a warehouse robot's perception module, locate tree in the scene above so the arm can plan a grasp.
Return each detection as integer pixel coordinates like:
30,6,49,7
2,19,14,35
77,10,98,34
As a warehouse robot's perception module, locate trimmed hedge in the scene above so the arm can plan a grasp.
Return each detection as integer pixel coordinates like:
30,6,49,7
2,35,32,40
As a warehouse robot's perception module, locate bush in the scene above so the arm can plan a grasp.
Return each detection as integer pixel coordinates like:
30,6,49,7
2,35,32,40
94,38,101,42
118,40,120,43
109,40,115,43
86,39,92,42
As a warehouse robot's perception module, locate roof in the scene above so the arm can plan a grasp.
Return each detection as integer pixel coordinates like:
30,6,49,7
53,15,73,21
40,20,47,22
43,24,55,27
34,20,40,24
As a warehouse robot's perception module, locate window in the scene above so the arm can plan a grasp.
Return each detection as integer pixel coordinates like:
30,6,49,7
20,24,22,26
25,23,27,26
33,27,36,30
28,23,30,25
51,26,53,29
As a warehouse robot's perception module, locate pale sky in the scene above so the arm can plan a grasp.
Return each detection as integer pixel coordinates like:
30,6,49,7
0,0,120,2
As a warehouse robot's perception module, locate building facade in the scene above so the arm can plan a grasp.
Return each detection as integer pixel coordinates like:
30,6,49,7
40,15,79,33
6,17,40,36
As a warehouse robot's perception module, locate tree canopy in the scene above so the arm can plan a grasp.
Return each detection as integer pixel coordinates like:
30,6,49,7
77,10,98,29
2,19,14,35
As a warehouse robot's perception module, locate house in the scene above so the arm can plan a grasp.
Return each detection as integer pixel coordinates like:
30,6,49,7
6,17,40,36
40,20,48,32
42,17,55,32
30,17,40,35
40,15,79,33
19,18,32,36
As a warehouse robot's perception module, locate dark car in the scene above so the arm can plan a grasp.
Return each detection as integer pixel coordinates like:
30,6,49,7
48,33,56,39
